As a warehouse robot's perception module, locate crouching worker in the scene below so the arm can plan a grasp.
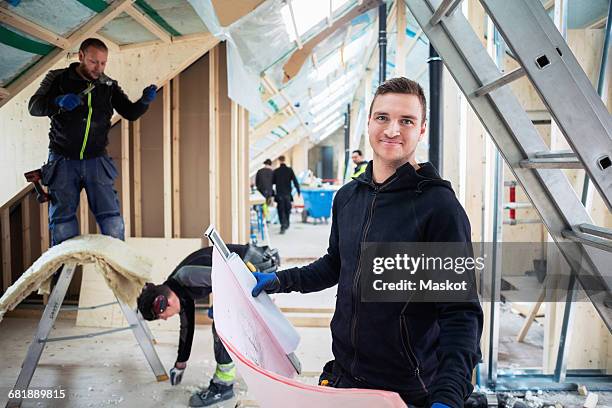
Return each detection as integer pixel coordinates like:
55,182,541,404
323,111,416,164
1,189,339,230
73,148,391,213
138,244,279,407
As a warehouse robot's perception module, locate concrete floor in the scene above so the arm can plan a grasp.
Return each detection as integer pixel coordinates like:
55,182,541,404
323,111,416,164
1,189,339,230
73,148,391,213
1,211,610,407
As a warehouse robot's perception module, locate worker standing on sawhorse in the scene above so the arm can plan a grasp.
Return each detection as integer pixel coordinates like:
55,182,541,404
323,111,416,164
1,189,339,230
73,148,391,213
28,37,157,246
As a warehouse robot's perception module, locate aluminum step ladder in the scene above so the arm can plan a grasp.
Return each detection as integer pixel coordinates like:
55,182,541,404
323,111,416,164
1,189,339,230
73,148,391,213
406,0,611,329
6,263,168,408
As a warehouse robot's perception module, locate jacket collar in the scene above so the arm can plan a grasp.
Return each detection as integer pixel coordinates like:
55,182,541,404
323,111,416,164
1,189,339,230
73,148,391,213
354,160,453,194
67,62,88,82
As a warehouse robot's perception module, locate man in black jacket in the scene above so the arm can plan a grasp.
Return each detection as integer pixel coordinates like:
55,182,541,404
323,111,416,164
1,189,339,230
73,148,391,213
29,38,157,245
138,244,279,407
272,155,300,234
252,78,483,407
255,159,274,204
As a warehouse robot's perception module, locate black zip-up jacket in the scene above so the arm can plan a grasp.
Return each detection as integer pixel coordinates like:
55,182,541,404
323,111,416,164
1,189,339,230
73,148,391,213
273,163,300,197
276,161,483,407
29,62,149,159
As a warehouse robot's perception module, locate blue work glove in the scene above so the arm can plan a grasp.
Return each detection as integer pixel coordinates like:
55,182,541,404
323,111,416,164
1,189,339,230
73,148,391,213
431,403,451,408
251,272,281,297
55,93,81,111
169,363,185,385
140,84,157,105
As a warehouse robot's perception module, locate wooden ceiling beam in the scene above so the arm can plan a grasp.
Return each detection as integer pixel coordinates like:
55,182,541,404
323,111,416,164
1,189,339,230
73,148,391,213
251,107,292,143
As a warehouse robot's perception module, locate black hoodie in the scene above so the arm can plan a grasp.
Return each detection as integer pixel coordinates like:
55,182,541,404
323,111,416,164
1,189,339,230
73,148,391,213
29,62,149,159
276,161,483,407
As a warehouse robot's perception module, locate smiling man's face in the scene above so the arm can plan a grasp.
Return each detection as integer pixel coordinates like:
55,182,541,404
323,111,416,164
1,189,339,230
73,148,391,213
367,92,426,171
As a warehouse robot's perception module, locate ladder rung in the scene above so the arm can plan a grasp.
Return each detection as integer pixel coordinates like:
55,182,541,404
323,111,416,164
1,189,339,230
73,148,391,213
527,110,551,125
534,150,576,159
473,67,526,97
503,202,532,209
429,0,463,25
504,219,541,225
519,158,583,169
578,223,612,240
563,230,612,252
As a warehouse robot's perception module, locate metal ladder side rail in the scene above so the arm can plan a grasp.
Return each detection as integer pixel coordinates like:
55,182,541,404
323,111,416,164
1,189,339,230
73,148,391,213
406,0,612,332
6,263,167,408
479,0,612,211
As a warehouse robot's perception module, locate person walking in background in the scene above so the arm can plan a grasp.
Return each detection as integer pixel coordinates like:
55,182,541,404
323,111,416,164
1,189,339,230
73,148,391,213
255,159,274,206
272,155,300,234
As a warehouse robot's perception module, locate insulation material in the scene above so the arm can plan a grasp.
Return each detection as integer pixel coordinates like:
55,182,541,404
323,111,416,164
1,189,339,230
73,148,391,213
147,0,208,35
0,41,41,86
98,12,158,45
0,234,152,322
212,247,299,378
7,0,99,38
76,238,202,329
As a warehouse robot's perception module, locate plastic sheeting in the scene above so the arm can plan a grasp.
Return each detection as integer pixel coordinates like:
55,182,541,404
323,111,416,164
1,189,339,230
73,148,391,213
140,0,207,36
0,24,44,86
211,245,406,408
188,0,265,117
211,246,300,378
221,333,407,408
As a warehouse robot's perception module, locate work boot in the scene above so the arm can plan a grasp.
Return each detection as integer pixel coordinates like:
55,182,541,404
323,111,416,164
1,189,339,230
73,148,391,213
189,380,234,407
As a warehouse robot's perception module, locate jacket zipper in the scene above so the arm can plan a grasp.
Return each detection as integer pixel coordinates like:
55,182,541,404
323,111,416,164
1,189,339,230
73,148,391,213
79,84,93,160
400,305,429,394
349,175,399,377
349,184,379,376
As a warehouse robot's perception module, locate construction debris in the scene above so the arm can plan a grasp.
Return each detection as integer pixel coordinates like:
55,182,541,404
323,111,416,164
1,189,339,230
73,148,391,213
578,385,589,396
583,393,598,408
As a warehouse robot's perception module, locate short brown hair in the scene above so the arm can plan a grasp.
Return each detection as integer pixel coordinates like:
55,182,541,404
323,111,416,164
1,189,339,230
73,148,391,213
278,155,286,162
368,77,427,123
79,38,108,53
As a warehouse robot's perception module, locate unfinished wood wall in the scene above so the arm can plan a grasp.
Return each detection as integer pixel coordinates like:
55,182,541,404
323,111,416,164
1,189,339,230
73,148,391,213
179,54,212,238
218,42,234,240
1,41,251,307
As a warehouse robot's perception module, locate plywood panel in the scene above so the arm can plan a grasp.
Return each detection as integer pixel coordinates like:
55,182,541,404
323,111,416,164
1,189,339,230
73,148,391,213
140,94,165,237
179,54,211,238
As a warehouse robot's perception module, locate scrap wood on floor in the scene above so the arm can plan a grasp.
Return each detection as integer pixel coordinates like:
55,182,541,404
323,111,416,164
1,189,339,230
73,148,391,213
0,234,152,322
